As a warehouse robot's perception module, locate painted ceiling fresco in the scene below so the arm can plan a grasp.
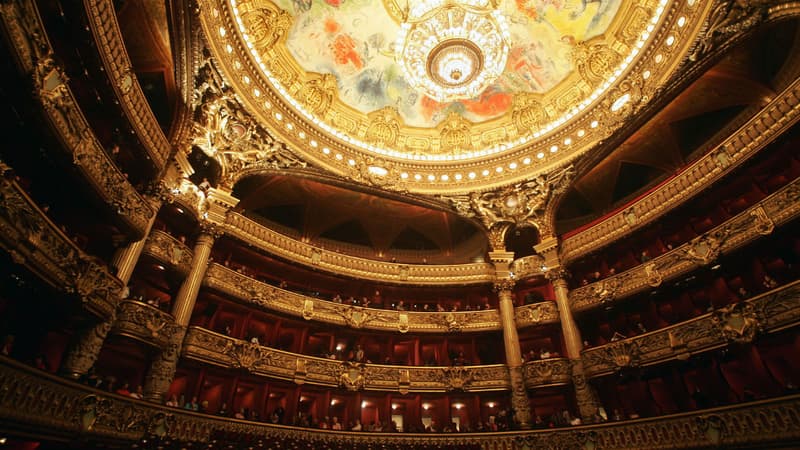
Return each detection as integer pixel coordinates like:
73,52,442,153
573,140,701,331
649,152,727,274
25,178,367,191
272,0,621,128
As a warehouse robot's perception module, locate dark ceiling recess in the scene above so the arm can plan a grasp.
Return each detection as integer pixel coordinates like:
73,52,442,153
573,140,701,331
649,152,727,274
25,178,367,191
611,162,666,205
670,105,747,162
232,174,487,261
319,220,374,248
391,227,440,251
504,225,540,259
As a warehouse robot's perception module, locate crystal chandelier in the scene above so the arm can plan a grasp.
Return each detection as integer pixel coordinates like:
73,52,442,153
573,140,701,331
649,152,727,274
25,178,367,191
395,0,510,103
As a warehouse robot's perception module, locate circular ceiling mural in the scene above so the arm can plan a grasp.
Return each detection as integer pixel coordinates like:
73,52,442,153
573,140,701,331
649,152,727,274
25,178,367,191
274,0,620,128
201,0,707,192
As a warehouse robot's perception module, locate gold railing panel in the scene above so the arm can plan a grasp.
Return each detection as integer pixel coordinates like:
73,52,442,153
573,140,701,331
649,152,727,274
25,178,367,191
522,358,572,388
0,167,123,319
110,300,179,348
581,280,800,377
142,230,194,274
570,176,800,312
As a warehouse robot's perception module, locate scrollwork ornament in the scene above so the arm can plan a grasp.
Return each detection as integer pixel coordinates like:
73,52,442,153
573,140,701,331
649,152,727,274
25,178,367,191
750,206,774,235
692,1,770,60
441,366,473,391
685,231,725,265
338,361,367,391
645,263,663,287
606,340,641,369
224,339,270,372
493,277,515,293
712,302,761,344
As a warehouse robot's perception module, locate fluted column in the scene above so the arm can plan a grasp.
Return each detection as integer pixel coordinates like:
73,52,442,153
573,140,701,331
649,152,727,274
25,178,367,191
495,279,532,429
143,229,216,402
547,269,599,422
111,213,158,285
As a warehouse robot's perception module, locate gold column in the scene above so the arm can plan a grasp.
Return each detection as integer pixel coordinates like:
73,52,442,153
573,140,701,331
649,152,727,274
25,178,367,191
111,199,160,284
547,269,599,422
494,279,532,429
144,229,216,402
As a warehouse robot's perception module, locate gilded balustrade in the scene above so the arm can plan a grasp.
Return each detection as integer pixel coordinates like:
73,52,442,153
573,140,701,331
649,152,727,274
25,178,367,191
82,0,171,170
182,327,510,393
581,280,800,378
570,176,800,312
223,212,495,285
1,356,799,448
110,300,180,349
561,75,800,265
142,230,194,274
0,167,123,320
203,262,518,332
521,358,572,388
0,0,154,238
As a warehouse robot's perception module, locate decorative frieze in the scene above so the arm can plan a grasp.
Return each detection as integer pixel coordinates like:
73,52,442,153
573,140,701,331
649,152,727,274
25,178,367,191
182,327,511,393
223,212,495,285
581,281,800,377
1,357,799,448
570,177,800,311
203,263,519,333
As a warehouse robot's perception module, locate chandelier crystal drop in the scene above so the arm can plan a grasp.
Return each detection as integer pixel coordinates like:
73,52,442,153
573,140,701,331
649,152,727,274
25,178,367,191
395,0,510,103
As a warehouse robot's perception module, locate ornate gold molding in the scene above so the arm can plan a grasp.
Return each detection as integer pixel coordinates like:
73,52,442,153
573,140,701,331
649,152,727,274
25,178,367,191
0,0,154,238
222,212,495,285
0,168,123,319
570,176,800,312
82,0,172,170
1,356,799,448
142,230,194,274
203,263,522,332
443,165,574,237
110,300,180,349
182,327,511,392
581,281,800,377
561,75,800,264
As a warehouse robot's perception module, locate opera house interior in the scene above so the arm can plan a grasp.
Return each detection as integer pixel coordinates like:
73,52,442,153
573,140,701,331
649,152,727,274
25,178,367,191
1,0,800,448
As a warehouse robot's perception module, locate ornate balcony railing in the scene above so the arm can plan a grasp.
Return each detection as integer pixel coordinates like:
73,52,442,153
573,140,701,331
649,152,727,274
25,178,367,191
223,212,495,285
82,0,171,171
570,176,800,312
581,280,800,377
560,75,800,264
0,167,123,320
182,327,510,393
521,358,572,388
203,263,517,333
0,0,155,238
142,230,193,274
1,356,799,449
110,300,179,349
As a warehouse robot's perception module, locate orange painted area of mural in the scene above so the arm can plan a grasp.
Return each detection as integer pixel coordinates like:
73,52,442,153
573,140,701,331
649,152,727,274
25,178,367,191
330,34,363,69
463,90,512,117
324,17,341,34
